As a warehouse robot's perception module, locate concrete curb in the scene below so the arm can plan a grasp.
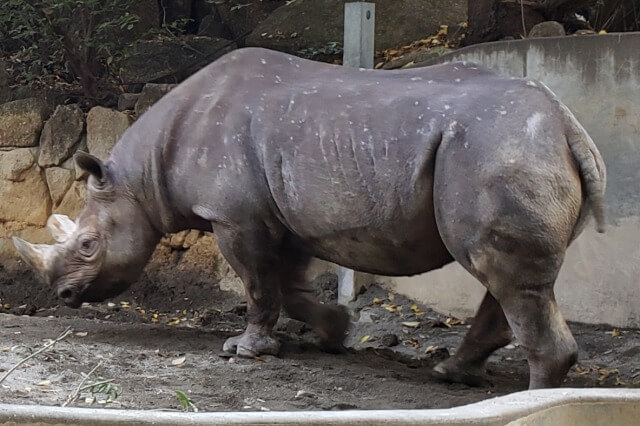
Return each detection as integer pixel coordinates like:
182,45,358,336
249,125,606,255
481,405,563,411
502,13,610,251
1,388,639,425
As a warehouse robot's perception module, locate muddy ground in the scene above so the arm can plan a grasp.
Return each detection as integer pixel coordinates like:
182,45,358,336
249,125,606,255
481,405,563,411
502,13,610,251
1,269,639,412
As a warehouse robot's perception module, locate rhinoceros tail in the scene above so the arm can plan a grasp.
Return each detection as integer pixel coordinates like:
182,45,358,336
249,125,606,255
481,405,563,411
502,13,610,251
559,102,607,234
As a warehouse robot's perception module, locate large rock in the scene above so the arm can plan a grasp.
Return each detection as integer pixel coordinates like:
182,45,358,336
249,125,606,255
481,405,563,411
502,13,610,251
246,0,467,55
217,0,285,40
528,21,566,38
135,83,177,117
197,14,230,39
86,107,133,161
0,98,51,148
0,149,51,226
45,167,75,207
119,36,237,84
54,181,87,218
37,104,84,167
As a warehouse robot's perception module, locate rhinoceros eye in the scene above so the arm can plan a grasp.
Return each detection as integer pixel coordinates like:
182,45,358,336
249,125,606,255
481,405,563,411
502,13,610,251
79,237,98,258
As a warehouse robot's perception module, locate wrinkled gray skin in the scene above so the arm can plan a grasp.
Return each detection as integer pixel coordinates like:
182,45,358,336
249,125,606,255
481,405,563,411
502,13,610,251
14,47,607,390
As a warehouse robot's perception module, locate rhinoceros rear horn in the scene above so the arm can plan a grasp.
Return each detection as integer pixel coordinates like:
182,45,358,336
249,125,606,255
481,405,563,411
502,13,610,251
47,214,77,243
12,237,57,282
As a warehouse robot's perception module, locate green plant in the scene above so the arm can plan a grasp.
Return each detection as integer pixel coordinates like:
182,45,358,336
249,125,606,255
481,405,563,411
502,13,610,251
174,390,198,412
0,0,140,102
297,41,344,60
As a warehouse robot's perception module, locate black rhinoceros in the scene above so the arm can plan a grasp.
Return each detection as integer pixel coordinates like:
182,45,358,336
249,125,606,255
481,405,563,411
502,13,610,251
13,47,606,389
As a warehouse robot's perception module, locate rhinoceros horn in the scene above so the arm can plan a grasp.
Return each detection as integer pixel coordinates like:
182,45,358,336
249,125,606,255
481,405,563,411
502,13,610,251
12,237,57,280
12,214,76,281
46,214,77,242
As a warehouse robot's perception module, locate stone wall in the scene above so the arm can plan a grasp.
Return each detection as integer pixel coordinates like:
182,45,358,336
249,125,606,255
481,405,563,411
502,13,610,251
0,86,244,305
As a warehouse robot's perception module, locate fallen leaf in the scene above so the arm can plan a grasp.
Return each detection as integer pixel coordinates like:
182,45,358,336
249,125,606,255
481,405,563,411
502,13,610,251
402,321,420,328
575,365,591,375
167,317,181,326
75,332,88,337
359,335,370,344
37,380,51,386
383,304,398,313
171,357,186,366
425,345,438,354
372,297,382,304
607,328,621,337
445,317,463,326
387,293,395,302
403,338,420,348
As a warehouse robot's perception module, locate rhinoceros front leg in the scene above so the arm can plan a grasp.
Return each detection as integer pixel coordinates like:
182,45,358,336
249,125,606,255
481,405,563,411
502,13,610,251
432,291,513,386
213,225,283,358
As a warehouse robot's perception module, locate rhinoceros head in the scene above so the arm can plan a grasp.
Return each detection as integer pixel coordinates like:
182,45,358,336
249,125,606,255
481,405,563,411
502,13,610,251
12,152,160,308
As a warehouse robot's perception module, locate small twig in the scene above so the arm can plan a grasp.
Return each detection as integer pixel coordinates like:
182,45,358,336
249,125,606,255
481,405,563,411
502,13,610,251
0,327,73,386
62,361,103,407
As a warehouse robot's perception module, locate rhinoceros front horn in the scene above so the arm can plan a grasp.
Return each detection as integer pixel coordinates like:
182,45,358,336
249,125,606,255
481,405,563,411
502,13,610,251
12,237,57,283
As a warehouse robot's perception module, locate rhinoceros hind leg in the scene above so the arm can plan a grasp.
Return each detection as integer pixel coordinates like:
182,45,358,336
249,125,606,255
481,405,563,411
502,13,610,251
432,291,512,387
280,251,351,353
466,248,578,389
496,285,578,389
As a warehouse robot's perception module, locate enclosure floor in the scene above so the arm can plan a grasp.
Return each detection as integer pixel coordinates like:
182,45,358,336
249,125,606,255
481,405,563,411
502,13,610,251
1,297,639,412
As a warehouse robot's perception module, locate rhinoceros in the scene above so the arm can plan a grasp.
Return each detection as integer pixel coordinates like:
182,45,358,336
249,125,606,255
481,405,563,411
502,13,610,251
13,47,606,389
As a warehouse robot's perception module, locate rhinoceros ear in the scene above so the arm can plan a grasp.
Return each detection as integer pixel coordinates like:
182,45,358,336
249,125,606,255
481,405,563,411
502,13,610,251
74,151,109,190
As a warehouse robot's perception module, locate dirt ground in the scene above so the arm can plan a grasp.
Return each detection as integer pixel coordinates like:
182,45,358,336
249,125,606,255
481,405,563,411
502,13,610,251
1,269,639,412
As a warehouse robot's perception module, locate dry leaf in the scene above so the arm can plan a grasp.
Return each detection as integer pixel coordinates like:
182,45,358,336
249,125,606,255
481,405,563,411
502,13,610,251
383,304,398,313
372,297,381,304
75,332,88,337
608,329,621,337
403,338,420,348
575,365,591,375
37,380,51,386
171,357,186,366
445,317,463,326
167,318,180,326
402,321,420,328
359,335,370,344
388,293,395,302
425,345,438,354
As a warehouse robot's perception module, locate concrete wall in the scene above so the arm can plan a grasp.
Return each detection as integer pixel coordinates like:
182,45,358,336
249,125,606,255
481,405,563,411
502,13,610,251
373,33,639,328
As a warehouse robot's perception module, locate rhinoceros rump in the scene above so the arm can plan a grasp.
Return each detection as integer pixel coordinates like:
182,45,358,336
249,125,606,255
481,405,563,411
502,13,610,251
13,48,606,390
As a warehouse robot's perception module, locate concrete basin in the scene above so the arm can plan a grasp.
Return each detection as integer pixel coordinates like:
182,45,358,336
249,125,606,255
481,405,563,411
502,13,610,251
1,388,639,425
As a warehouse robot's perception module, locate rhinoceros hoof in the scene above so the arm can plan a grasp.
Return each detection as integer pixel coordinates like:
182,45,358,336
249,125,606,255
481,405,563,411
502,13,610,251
222,330,281,358
431,360,491,387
